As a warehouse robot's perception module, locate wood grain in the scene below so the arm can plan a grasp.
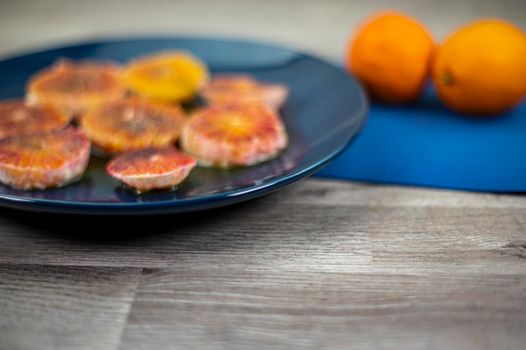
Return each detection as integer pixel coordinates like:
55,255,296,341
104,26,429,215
0,265,141,350
0,179,525,349
1,0,526,349
271,179,526,208
0,181,524,275
119,269,526,350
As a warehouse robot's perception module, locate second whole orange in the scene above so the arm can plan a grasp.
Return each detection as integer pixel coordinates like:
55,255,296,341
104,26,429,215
432,19,526,116
347,11,435,103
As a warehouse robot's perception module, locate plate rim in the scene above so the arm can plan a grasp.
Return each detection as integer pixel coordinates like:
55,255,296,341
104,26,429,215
0,35,368,214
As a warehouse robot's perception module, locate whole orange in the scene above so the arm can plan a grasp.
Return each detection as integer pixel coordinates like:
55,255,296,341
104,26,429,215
432,19,526,115
347,11,434,103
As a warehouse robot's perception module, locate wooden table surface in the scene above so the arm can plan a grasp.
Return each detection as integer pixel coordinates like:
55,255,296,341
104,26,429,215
1,1,525,349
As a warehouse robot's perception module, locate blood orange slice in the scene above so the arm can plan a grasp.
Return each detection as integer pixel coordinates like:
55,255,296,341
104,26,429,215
201,75,289,110
0,127,91,190
0,100,69,140
81,98,185,154
107,147,196,192
27,59,126,117
125,51,209,102
181,104,288,168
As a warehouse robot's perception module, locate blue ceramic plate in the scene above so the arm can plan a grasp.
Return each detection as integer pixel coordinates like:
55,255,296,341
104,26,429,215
0,37,367,214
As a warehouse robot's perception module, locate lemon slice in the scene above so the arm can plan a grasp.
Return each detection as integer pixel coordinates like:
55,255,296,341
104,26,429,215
125,52,209,102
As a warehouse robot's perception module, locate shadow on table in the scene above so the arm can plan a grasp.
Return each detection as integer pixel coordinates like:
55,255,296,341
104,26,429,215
0,199,259,244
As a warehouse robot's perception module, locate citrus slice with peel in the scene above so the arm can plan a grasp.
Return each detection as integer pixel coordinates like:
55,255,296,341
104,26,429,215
107,147,196,192
27,59,126,117
0,100,69,140
125,51,209,102
181,104,288,168
81,98,185,154
201,75,289,110
0,127,90,190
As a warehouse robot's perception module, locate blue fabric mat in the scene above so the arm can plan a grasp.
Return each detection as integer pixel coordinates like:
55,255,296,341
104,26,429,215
316,88,526,192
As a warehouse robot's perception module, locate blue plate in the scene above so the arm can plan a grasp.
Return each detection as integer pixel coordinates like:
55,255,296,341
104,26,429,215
0,37,367,214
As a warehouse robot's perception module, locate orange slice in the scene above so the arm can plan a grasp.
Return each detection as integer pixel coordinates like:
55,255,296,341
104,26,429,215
81,98,185,154
0,127,91,190
125,51,209,102
201,75,289,110
27,59,126,117
181,104,288,168
107,147,196,192
0,100,69,140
